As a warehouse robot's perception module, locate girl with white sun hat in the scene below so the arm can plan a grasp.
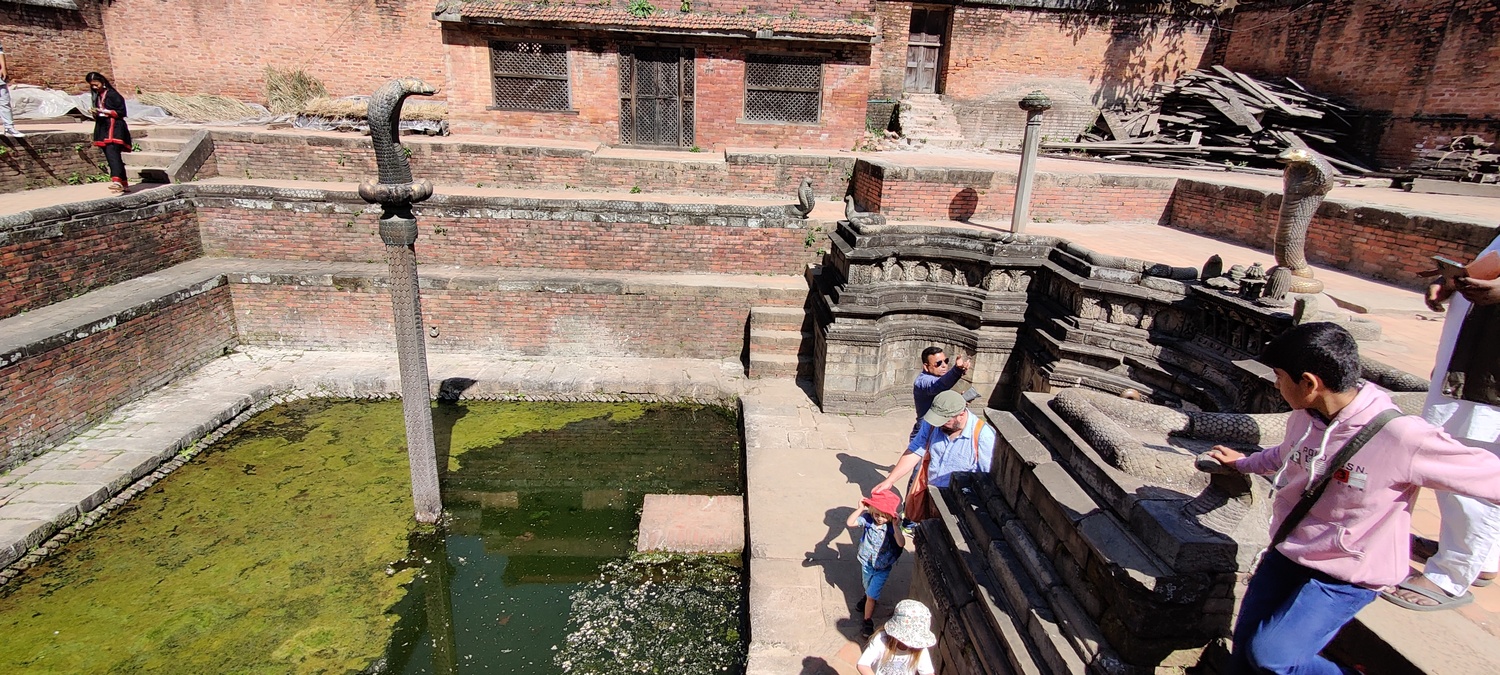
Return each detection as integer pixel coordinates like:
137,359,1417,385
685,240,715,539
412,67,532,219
857,598,937,675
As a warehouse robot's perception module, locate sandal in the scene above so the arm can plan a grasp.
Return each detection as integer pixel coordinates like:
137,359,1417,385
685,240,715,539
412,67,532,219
1380,578,1473,611
1475,572,1498,588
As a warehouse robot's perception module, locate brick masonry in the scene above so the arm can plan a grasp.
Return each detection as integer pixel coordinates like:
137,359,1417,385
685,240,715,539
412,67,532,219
194,189,821,275
99,0,446,104
207,130,856,198
870,2,1214,148
229,274,796,359
441,27,871,151
0,193,201,319
852,158,1176,224
1213,0,1500,168
1164,179,1495,289
0,2,111,91
0,282,236,469
0,133,107,195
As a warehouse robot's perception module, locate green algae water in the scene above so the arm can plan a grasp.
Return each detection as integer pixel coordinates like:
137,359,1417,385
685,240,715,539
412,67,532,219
0,399,744,674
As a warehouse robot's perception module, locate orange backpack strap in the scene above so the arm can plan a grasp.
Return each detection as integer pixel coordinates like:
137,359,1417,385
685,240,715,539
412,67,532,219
971,417,985,463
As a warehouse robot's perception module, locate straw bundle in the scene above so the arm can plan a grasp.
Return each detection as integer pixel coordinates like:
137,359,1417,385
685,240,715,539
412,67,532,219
265,67,327,114
136,92,262,122
299,97,448,121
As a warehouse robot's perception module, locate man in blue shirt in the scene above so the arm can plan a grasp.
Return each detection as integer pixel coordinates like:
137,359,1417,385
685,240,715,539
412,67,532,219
911,347,969,437
875,390,995,524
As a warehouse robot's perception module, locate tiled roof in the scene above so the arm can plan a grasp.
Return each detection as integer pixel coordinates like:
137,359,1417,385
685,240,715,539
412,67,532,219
450,1,878,42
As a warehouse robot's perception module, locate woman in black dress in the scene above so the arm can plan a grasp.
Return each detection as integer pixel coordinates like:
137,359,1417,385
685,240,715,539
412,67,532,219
86,71,131,192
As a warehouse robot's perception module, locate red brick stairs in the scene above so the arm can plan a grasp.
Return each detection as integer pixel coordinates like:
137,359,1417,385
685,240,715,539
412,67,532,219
747,266,819,380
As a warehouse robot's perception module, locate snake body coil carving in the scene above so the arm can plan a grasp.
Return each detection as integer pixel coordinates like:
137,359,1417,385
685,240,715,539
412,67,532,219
358,78,436,214
1272,147,1335,295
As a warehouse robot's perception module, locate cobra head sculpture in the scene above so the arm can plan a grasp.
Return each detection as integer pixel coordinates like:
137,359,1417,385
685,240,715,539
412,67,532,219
358,78,437,219
1272,147,1336,295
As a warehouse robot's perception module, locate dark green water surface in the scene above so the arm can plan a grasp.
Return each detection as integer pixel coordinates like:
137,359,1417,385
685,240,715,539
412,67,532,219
0,399,744,674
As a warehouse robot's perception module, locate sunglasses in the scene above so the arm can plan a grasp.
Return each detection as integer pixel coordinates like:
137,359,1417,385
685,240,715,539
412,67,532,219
930,358,948,367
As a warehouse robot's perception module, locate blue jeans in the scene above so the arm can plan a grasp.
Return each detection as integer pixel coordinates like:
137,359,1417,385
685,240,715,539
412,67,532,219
1232,550,1377,675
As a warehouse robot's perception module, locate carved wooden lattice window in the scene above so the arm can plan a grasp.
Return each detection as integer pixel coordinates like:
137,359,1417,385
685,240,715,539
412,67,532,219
744,54,822,124
490,41,571,111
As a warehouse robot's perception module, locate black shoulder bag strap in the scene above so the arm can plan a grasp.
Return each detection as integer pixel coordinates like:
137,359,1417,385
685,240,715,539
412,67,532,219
1271,408,1402,546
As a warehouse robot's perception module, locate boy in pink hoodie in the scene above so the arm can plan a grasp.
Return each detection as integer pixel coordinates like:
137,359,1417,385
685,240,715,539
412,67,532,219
1206,322,1500,675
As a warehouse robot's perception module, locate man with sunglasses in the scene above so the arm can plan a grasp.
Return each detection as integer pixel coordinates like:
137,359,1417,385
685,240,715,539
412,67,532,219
911,347,970,439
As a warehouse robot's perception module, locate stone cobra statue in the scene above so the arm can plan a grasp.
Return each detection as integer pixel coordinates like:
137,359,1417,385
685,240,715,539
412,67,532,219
796,178,815,218
843,195,886,226
358,77,443,524
1272,147,1336,295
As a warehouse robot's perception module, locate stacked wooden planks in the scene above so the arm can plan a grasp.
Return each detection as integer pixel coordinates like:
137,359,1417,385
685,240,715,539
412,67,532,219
1046,67,1373,176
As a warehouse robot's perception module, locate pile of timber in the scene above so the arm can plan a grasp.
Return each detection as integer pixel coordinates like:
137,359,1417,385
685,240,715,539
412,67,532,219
1045,66,1373,175
1408,135,1498,183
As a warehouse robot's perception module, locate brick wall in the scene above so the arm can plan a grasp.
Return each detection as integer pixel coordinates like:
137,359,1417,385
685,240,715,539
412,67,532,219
231,281,772,359
1213,0,1500,167
852,159,1174,224
100,0,446,103
0,194,201,319
872,3,1213,148
207,130,854,197
0,1,110,91
0,283,236,469
444,28,869,151
0,132,107,194
1164,179,1496,289
194,190,819,275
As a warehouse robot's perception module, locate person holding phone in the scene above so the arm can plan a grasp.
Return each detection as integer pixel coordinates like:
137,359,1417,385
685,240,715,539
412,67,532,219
1383,234,1500,610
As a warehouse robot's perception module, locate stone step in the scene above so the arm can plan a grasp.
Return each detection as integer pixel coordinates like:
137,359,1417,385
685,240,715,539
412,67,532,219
748,353,812,380
134,138,186,153
748,306,808,331
140,127,199,141
749,328,811,354
124,150,178,169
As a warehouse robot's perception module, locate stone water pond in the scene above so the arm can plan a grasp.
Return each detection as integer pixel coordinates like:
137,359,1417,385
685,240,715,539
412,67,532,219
0,399,745,674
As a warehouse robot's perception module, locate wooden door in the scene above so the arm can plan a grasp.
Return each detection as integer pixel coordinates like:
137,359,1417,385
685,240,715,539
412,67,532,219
620,47,696,147
905,8,948,93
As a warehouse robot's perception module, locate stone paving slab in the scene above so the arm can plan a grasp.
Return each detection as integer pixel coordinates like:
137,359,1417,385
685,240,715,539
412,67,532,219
637,494,745,554
743,381,919,674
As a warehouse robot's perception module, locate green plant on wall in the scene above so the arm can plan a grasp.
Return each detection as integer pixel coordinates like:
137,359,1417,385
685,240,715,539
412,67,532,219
627,0,655,16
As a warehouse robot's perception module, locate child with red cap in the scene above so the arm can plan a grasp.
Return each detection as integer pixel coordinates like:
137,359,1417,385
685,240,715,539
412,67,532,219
846,488,907,637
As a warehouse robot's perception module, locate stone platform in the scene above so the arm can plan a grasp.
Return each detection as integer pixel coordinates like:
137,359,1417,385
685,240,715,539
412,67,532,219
637,494,745,554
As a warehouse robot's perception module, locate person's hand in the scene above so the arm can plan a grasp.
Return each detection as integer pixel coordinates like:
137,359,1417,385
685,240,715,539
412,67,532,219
954,355,971,372
1206,445,1245,465
1426,276,1455,313
1456,276,1500,306
872,477,894,495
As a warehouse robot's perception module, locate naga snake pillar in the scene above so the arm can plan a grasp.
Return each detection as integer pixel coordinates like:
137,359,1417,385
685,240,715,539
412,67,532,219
359,78,442,524
1272,147,1336,295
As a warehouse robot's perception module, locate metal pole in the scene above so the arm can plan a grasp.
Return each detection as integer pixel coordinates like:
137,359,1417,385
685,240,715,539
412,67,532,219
1010,91,1053,234
360,78,443,524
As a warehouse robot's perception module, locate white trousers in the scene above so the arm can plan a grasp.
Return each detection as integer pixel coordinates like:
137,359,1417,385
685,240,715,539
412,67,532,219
1425,436,1500,596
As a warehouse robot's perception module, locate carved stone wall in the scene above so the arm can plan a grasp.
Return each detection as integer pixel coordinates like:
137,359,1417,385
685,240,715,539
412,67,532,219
815,222,1429,674
812,221,1293,416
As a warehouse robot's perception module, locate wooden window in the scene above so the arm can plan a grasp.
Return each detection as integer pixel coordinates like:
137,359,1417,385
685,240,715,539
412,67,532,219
744,54,822,124
490,41,571,111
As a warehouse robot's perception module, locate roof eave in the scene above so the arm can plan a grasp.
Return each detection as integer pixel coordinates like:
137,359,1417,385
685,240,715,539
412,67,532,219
438,14,878,44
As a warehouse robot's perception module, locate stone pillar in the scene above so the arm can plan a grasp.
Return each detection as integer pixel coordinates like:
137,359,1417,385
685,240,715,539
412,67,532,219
1010,91,1052,234
359,78,443,524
